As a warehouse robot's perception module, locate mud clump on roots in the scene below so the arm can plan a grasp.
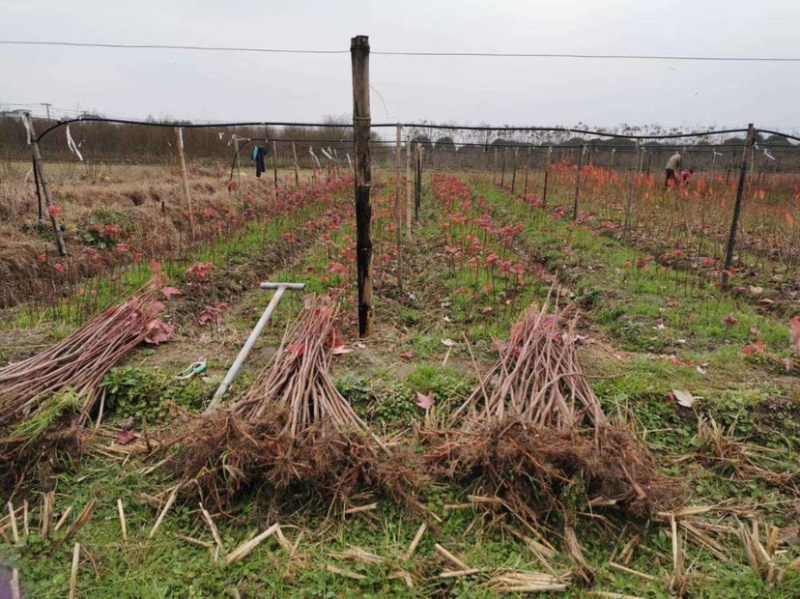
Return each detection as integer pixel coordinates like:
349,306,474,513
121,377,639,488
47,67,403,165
429,418,682,522
167,408,427,513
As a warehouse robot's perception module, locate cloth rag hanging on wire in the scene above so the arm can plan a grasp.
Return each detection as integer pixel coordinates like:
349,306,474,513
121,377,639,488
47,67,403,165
252,145,268,177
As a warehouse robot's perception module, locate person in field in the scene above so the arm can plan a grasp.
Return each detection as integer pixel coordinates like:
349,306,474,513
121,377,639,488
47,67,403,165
681,168,694,185
664,151,683,189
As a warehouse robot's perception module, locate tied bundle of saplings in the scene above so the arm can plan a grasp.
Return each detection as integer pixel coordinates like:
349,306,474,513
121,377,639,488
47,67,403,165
169,294,426,511
0,284,173,479
427,292,681,523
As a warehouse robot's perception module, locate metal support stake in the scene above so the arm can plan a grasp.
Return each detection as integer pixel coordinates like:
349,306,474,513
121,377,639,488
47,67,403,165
205,282,305,413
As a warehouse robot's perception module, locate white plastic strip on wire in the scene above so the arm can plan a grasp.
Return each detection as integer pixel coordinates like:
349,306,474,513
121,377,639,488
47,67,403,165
66,124,84,161
308,147,322,169
20,113,32,145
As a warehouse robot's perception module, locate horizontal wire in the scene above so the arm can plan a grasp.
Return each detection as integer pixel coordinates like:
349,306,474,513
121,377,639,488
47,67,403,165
0,40,347,54
1,40,799,62
6,114,798,145
372,50,800,62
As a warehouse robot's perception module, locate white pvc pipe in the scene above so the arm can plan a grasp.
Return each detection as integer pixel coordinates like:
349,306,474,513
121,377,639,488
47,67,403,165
205,282,305,413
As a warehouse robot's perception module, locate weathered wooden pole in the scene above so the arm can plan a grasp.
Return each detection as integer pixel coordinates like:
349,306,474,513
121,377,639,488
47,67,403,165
25,113,67,256
542,146,552,209
272,140,279,197
415,144,422,221
291,142,300,189
406,138,412,238
522,147,530,197
624,140,643,233
725,149,735,183
31,155,44,225
722,124,756,289
394,125,404,293
572,146,585,221
234,137,242,191
510,147,518,194
175,127,195,241
352,35,373,337
500,148,507,187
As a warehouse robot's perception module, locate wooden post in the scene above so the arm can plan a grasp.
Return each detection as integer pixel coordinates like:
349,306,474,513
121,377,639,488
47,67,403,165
233,138,242,191
725,149,735,183
25,113,67,256
406,138,412,238
333,149,341,178
175,127,195,241
500,148,507,187
711,150,718,173
722,124,756,289
624,140,642,233
31,155,44,226
572,146,584,221
510,147,518,194
522,147,530,197
352,35,373,337
394,125,403,293
493,148,498,184
272,140,279,197
748,140,757,182
291,142,300,189
542,146,552,209
415,144,422,221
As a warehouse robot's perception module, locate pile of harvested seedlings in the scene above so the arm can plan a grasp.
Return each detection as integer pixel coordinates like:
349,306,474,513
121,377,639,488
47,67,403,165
168,295,426,512
0,286,172,479
428,295,681,523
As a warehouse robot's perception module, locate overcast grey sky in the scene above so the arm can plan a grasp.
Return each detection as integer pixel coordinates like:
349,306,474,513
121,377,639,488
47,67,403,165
2,0,799,131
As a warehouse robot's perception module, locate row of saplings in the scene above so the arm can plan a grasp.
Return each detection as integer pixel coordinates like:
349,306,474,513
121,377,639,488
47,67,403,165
0,286,681,589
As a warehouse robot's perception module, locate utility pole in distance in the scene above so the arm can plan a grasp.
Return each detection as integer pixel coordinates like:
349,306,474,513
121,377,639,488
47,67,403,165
351,35,373,337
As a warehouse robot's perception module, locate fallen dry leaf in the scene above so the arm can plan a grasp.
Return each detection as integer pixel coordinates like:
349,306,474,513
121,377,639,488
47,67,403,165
416,392,435,410
672,389,696,408
115,430,138,446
